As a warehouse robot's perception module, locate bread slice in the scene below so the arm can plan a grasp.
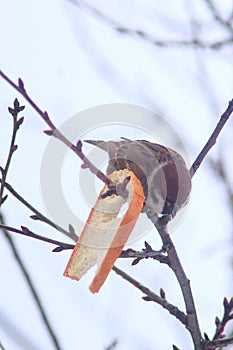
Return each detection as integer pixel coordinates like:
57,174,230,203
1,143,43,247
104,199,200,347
63,169,145,293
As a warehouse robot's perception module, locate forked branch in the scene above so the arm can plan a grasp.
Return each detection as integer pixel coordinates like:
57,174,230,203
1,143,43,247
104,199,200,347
190,99,233,177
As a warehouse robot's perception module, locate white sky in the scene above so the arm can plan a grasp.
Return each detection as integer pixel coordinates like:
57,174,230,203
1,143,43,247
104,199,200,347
0,0,233,349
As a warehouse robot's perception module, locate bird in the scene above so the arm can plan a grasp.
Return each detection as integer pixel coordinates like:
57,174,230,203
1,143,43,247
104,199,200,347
84,138,191,218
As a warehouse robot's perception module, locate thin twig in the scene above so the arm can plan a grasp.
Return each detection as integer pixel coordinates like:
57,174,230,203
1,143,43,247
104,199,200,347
190,99,233,177
213,297,233,340
70,0,233,50
0,214,63,350
203,0,233,34
112,266,187,326
0,98,76,242
116,29,233,50
0,71,113,190
119,241,169,265
0,179,77,242
0,99,24,205
203,336,233,349
0,223,74,251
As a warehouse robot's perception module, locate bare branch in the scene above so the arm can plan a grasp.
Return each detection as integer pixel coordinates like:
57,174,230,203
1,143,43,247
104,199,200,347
112,266,187,326
213,297,233,340
190,99,233,177
116,29,233,50
0,214,63,350
0,179,77,241
0,99,24,205
0,223,74,251
146,212,203,349
119,241,169,265
70,0,233,50
203,0,233,34
0,71,113,189
203,336,233,349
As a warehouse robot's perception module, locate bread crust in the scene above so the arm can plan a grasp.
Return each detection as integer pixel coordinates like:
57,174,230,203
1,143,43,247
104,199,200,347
63,169,144,293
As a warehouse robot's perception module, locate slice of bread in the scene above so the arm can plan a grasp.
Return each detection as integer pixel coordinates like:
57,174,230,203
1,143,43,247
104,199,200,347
63,169,145,293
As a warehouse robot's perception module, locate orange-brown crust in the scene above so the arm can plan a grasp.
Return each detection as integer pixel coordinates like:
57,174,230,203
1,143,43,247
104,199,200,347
63,169,145,292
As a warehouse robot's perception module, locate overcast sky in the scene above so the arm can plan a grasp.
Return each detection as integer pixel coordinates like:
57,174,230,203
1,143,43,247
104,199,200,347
0,1,233,349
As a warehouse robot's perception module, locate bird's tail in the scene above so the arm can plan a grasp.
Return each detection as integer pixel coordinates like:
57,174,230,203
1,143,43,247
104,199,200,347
84,140,108,152
84,139,127,158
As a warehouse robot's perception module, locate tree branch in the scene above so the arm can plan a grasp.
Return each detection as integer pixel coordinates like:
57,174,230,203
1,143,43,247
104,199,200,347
119,242,169,265
0,179,77,242
70,0,233,50
0,99,24,206
0,97,78,242
203,0,233,34
203,336,233,349
112,266,187,326
116,29,233,50
0,223,74,251
213,297,233,341
0,71,113,190
146,212,203,349
190,99,233,177
0,214,63,350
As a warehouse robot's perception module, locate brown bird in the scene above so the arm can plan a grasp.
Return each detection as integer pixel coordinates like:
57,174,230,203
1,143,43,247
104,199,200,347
85,138,191,218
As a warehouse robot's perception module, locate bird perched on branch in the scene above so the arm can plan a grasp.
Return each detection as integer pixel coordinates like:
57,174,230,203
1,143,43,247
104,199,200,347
85,138,191,218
